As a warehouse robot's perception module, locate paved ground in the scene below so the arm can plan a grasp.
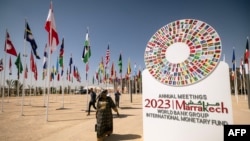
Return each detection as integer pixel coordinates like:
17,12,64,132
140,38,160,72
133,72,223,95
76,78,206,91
0,93,249,141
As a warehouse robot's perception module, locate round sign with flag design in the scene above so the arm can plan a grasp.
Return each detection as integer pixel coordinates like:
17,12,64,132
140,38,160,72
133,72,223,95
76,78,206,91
144,19,222,86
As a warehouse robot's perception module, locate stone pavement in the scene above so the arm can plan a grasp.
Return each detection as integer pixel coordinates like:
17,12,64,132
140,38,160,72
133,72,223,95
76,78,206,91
0,93,249,141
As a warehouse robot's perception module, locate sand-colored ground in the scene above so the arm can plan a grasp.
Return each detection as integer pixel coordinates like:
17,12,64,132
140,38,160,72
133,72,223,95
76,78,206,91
0,93,249,141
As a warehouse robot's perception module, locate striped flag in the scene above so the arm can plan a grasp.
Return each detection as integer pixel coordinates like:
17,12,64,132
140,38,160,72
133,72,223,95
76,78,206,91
105,44,110,68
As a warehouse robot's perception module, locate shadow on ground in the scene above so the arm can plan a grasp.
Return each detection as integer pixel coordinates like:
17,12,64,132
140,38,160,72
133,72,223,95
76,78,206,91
113,114,135,119
119,106,142,110
104,133,141,141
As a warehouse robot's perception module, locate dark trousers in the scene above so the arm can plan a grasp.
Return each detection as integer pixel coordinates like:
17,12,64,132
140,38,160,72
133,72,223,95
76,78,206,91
115,100,119,108
88,101,96,114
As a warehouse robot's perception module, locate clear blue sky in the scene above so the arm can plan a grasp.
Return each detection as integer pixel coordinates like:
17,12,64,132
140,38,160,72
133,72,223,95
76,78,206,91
0,0,249,88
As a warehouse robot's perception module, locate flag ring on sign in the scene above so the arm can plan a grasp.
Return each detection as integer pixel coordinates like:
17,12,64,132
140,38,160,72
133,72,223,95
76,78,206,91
144,19,222,86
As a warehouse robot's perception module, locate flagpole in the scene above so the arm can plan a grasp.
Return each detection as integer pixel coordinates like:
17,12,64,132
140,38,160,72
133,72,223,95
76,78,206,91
46,7,53,122
43,44,47,107
61,52,65,109
1,30,8,112
29,65,33,105
7,56,11,103
7,65,10,103
61,74,65,108
85,62,89,112
1,56,6,108
21,19,28,116
1,51,5,112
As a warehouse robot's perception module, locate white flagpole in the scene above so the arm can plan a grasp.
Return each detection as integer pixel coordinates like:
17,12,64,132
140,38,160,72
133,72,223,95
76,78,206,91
43,44,47,107
61,51,65,108
7,66,10,103
46,6,53,121
43,70,47,107
61,74,65,108
85,62,89,111
29,65,33,105
1,31,7,112
21,20,28,116
1,57,4,112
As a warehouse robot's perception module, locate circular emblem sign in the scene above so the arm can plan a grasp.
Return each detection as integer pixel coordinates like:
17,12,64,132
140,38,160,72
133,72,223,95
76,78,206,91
144,19,221,86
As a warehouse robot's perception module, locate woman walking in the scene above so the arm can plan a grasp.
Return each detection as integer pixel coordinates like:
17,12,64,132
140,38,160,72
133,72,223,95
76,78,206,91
95,90,119,141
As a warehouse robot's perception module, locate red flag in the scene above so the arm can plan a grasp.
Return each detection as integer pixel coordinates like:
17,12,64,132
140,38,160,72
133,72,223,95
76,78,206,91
45,2,59,52
5,31,17,56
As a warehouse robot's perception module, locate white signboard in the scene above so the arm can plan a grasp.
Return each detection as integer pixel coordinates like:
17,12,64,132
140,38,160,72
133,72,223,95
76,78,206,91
142,61,233,141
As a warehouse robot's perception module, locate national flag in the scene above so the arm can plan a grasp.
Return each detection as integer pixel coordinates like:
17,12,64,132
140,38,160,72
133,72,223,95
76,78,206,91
24,65,28,79
105,44,110,67
42,44,48,80
9,56,12,75
45,1,59,52
43,44,48,69
15,53,23,79
69,55,73,74
232,48,235,71
0,58,3,71
30,51,36,73
5,31,17,56
25,21,40,59
59,38,64,67
118,53,122,73
82,29,91,63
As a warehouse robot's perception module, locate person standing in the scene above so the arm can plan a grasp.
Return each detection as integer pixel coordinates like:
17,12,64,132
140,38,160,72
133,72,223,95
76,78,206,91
114,89,121,108
87,88,97,116
96,90,119,141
